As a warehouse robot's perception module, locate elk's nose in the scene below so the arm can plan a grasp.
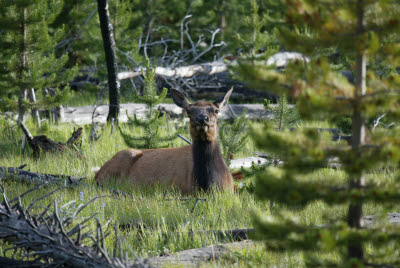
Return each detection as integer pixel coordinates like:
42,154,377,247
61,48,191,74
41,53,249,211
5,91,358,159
196,115,209,125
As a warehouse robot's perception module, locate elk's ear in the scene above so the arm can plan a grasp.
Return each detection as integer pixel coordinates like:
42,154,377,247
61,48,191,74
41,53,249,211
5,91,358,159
214,87,233,109
171,89,191,110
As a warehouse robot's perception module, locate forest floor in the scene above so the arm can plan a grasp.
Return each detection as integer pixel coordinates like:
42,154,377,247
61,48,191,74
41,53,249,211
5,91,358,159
0,110,395,267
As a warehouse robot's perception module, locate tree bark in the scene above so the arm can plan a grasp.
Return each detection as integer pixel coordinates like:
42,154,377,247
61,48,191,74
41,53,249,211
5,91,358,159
218,0,226,39
28,88,40,128
347,0,366,261
17,8,27,123
97,0,120,123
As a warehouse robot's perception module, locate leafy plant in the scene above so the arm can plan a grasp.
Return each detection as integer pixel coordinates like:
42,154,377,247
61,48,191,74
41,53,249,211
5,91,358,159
119,60,181,149
219,110,249,166
265,94,299,131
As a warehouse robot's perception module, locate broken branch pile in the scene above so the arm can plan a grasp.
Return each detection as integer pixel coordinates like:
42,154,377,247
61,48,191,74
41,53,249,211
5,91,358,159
20,122,83,157
0,185,146,267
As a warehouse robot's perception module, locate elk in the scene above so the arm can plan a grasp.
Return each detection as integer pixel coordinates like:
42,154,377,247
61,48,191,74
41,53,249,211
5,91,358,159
94,88,234,193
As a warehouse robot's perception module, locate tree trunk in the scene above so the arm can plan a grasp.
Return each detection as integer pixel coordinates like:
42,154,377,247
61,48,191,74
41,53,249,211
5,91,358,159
347,0,366,261
97,0,120,123
218,0,226,39
28,88,40,128
17,8,27,123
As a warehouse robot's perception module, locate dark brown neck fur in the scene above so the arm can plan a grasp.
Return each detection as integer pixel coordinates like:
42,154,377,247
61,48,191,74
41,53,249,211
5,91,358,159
192,140,227,191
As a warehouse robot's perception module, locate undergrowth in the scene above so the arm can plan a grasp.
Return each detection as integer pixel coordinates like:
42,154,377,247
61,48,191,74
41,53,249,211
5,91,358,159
0,116,391,266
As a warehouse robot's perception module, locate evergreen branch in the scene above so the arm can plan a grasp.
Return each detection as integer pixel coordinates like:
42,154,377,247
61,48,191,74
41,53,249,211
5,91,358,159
152,87,168,105
126,110,161,127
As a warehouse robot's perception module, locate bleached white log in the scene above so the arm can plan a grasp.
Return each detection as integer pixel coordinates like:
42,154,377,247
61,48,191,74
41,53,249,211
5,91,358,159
118,60,228,80
266,51,310,67
118,52,309,81
61,103,271,125
364,213,400,226
229,157,268,169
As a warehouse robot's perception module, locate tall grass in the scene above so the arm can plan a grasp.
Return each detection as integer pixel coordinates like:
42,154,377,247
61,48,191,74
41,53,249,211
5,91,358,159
1,116,388,266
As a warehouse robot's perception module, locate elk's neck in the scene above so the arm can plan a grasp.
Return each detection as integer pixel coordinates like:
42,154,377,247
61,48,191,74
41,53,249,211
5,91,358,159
192,140,227,190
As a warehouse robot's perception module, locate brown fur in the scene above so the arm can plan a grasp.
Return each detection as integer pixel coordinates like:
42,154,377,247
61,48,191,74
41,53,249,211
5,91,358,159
94,89,234,193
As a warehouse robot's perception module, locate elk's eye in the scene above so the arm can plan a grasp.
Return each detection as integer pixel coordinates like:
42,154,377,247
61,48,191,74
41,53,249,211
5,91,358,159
215,109,219,114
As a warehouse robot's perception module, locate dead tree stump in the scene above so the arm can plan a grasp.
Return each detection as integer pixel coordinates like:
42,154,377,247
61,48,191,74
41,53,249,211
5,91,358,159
66,126,83,146
19,122,83,157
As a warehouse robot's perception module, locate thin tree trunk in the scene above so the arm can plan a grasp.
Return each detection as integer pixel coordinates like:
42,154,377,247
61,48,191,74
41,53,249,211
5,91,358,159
278,95,285,131
97,0,120,123
347,0,366,260
17,8,27,123
218,0,226,40
29,88,40,128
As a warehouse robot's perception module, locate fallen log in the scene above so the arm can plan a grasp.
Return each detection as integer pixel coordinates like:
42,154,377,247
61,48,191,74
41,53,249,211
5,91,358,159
185,228,254,242
20,122,65,156
229,157,268,169
116,52,312,103
61,103,271,125
118,60,227,80
0,165,137,200
118,52,310,81
20,122,83,157
119,221,254,243
134,240,255,267
364,213,400,226
0,166,83,186
0,257,44,267
137,212,400,267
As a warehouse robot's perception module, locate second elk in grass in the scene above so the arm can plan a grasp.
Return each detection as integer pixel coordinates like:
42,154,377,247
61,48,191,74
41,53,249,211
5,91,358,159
95,88,234,193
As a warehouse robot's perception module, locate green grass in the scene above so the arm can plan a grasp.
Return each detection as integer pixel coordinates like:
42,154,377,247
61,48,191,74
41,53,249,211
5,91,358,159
0,115,396,266
0,117,268,262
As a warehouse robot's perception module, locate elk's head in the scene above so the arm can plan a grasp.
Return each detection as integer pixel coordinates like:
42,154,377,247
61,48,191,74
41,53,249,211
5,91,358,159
171,88,233,143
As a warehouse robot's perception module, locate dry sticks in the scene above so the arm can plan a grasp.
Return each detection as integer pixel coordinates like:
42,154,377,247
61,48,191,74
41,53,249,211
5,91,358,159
0,185,147,268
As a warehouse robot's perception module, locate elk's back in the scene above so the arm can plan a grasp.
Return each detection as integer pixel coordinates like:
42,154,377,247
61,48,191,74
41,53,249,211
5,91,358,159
95,145,195,192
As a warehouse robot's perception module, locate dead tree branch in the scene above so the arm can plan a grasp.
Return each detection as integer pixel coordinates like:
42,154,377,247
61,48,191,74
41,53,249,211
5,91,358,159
19,122,83,157
0,185,147,267
0,166,83,186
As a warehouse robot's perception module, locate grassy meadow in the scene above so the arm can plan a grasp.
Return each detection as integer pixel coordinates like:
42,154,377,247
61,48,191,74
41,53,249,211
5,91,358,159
0,110,395,267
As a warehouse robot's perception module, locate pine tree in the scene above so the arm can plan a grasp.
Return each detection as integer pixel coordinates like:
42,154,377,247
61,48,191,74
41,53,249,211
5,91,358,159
52,0,142,67
119,61,181,149
0,0,78,123
233,0,278,55
240,96,299,179
235,0,400,266
265,94,299,131
219,110,249,166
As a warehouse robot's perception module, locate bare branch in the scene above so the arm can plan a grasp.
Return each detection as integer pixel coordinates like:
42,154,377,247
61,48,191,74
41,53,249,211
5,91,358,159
0,185,146,268
191,28,225,63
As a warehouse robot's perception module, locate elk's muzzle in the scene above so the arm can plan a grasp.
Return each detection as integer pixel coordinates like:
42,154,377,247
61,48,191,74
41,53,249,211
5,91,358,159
196,115,209,126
